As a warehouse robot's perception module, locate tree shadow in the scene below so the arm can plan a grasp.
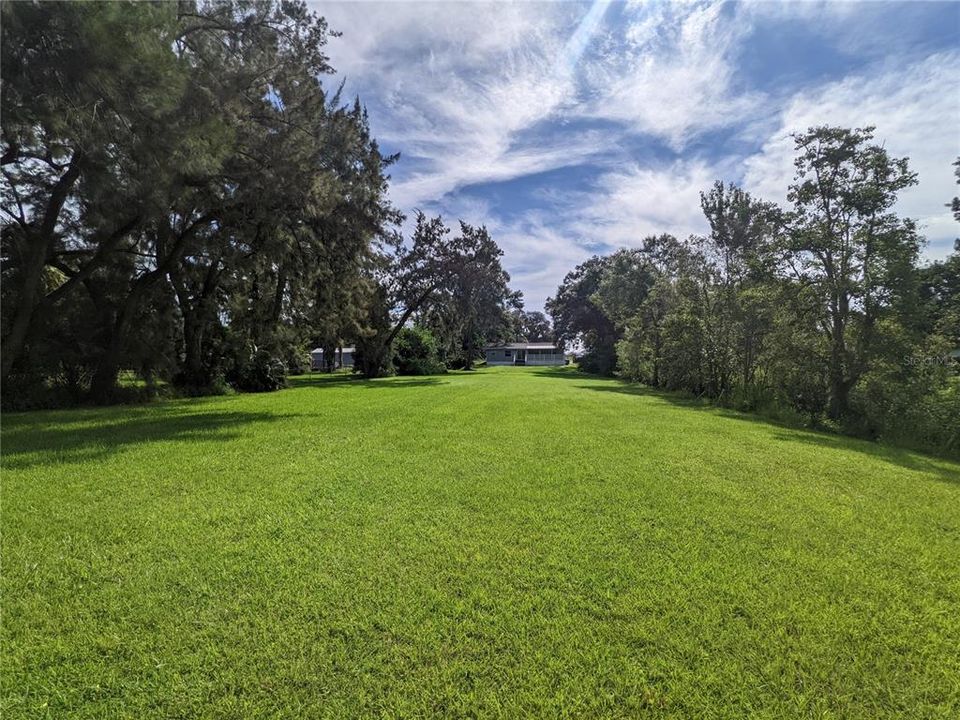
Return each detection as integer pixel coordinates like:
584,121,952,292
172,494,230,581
771,429,960,484
1,407,285,472
287,374,448,390
530,367,607,381
574,381,960,484
286,373,363,388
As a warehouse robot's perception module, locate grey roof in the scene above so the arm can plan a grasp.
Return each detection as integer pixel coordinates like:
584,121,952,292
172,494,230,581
311,347,355,354
485,342,559,350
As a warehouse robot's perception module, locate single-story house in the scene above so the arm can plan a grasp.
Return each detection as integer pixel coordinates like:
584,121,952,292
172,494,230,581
484,342,565,366
311,347,355,371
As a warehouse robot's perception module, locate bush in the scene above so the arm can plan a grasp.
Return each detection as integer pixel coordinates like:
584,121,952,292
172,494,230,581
1,372,73,411
393,327,446,376
849,341,960,457
282,345,310,376
228,346,287,392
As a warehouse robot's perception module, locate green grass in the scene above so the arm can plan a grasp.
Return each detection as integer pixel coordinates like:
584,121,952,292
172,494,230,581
3,367,959,718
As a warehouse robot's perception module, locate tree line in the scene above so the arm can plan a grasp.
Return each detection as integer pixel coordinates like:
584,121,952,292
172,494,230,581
4,3,956,457
2,1,535,407
548,129,960,456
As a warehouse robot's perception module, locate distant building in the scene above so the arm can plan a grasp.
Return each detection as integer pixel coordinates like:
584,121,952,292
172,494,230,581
484,342,565,366
311,347,355,371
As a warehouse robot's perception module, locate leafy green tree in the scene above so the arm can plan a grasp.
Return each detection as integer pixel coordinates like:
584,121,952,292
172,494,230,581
1,1,195,382
696,182,781,399
547,255,619,374
510,310,552,343
2,0,400,403
432,222,519,370
357,214,518,376
784,126,920,420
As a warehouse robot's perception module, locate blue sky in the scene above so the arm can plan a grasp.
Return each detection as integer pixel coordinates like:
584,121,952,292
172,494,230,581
316,0,960,310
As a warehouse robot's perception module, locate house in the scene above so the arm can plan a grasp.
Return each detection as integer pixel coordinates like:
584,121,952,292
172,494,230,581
311,347,355,371
484,342,565,366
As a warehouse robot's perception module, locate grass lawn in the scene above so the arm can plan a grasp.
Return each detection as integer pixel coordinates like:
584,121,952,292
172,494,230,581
2,367,959,718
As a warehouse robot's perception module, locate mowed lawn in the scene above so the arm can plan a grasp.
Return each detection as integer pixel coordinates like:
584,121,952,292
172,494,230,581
2,368,959,719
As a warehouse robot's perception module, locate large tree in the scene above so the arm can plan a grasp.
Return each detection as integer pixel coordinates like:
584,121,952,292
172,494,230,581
547,255,620,375
1,1,195,382
510,309,552,343
356,214,518,376
1,1,400,404
784,126,920,420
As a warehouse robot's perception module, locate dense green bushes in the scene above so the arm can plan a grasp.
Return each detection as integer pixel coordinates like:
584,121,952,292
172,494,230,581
392,327,446,376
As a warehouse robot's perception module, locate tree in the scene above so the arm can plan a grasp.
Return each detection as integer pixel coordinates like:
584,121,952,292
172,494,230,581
547,256,619,374
784,126,920,420
355,214,518,376
429,222,519,370
696,182,781,398
510,309,552,343
354,213,452,377
1,1,192,382
1,1,401,404
393,326,445,375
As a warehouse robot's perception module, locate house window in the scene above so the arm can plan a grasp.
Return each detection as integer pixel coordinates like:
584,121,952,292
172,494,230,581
504,350,512,357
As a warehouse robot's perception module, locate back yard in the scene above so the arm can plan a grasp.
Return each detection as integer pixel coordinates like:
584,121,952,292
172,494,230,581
2,367,959,718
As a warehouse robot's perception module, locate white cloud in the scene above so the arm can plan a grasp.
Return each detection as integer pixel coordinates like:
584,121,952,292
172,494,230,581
571,160,718,247
309,0,959,313
478,159,725,310
584,1,764,149
317,2,589,208
743,51,960,258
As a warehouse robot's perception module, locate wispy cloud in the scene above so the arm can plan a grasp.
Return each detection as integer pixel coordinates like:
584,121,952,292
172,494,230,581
582,1,765,149
743,50,960,257
314,1,959,309
321,2,589,208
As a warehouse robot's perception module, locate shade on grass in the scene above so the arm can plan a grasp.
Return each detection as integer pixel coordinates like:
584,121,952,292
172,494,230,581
2,367,959,718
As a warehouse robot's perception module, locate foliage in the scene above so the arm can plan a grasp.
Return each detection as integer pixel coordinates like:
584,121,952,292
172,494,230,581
553,129,958,455
358,213,521,376
2,1,524,400
227,345,288,393
546,254,621,374
392,326,446,376
784,126,921,420
509,309,552,342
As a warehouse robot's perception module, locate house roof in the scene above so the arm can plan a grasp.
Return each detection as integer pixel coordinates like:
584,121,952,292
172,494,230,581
485,342,559,350
310,347,355,354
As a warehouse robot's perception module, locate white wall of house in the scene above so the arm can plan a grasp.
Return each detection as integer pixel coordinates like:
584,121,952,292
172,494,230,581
525,353,565,366
485,348,515,365
484,347,565,366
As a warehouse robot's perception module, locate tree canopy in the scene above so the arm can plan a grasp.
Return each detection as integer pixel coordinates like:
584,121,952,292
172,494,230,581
547,129,958,456
1,1,525,403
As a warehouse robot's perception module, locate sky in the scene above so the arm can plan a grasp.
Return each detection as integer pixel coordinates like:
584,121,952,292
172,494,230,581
315,0,960,311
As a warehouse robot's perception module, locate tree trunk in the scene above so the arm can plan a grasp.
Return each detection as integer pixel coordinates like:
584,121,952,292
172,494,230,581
828,292,849,421
89,285,144,403
270,262,287,327
90,214,214,402
1,157,82,381
361,284,439,378
170,256,221,389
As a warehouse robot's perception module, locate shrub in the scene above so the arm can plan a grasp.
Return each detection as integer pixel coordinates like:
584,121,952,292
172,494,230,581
393,327,446,376
849,339,960,457
283,345,310,376
228,346,287,392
